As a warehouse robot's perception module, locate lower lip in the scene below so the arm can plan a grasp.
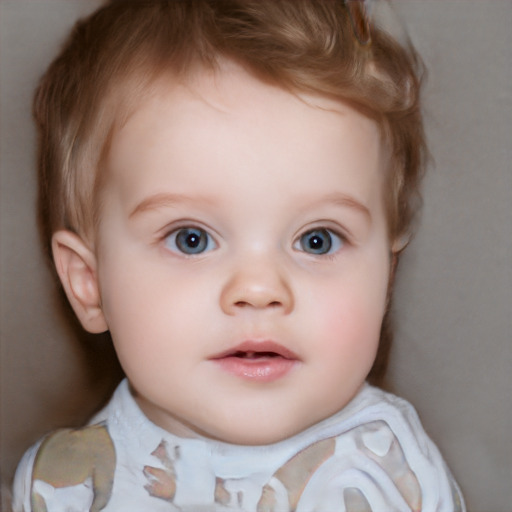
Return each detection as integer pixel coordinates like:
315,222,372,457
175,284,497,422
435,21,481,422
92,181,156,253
213,356,297,382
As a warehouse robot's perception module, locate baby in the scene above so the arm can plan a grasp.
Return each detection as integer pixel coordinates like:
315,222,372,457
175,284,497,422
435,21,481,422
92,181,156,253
13,1,465,510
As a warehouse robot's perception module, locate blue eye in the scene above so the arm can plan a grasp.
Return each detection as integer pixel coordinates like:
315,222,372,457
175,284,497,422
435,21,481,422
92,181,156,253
165,227,216,255
297,228,343,255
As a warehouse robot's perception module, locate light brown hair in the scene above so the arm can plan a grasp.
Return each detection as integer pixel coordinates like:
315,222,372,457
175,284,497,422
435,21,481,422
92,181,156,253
34,0,427,382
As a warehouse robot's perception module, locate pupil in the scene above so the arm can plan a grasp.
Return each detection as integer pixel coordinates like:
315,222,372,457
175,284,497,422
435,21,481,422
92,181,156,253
301,229,332,254
186,233,200,248
309,235,324,250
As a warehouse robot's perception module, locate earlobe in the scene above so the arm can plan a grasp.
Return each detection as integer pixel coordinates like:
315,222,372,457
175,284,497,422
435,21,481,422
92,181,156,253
52,230,108,334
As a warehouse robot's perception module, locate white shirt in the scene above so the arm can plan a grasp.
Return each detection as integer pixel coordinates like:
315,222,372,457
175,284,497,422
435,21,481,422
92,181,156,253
13,380,465,511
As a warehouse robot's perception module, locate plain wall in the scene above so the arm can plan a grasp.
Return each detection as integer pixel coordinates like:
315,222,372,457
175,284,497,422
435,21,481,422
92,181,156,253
1,1,511,510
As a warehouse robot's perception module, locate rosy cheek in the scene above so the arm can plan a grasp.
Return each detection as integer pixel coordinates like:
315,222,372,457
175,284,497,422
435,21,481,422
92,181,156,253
320,292,382,347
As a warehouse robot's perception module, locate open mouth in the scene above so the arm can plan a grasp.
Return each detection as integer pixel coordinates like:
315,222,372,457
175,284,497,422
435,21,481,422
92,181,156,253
211,341,299,381
211,341,299,361
230,351,285,359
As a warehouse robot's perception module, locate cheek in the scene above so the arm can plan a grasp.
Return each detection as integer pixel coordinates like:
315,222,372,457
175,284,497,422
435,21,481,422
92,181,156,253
306,274,388,357
99,258,214,352
325,297,383,350
311,297,383,396
97,256,163,347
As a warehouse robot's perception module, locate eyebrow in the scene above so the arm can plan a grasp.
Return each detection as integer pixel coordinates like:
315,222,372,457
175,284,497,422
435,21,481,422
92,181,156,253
129,193,216,218
318,192,372,222
130,191,371,221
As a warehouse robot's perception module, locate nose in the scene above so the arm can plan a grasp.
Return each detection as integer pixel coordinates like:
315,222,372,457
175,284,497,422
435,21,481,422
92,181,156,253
220,259,294,315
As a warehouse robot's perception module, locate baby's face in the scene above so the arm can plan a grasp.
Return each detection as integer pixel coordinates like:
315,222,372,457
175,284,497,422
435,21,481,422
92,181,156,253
95,62,391,444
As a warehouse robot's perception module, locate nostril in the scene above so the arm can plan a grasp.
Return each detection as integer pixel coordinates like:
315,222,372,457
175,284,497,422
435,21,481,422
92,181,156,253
234,300,282,308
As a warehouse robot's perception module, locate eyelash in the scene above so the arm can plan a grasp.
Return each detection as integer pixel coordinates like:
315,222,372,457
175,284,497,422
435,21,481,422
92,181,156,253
161,224,348,258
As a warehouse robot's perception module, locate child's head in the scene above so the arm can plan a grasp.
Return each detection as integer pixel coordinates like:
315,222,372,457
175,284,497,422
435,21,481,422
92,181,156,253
36,0,424,251
36,0,426,444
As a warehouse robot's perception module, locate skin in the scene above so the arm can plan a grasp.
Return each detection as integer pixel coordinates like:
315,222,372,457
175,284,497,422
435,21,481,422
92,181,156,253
53,61,393,445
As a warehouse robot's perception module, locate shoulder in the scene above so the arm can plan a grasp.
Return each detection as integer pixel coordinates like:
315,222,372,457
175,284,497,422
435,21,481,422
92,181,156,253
13,423,116,512
260,386,465,512
347,385,444,454
33,422,116,481
341,385,466,511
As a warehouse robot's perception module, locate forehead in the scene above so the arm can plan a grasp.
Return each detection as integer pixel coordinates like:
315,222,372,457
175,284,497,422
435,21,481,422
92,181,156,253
112,59,383,137
105,62,387,215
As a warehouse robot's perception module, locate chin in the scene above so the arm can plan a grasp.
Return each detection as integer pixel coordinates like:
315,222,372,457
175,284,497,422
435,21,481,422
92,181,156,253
218,430,292,447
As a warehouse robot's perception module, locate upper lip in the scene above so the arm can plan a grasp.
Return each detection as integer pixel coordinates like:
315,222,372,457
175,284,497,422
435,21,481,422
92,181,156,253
210,340,300,360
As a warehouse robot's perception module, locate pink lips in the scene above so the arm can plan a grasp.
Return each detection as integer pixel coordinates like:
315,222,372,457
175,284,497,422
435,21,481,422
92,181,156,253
210,341,299,382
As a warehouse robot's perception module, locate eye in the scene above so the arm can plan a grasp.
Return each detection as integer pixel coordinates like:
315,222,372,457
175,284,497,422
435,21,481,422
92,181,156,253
295,228,344,255
164,227,216,255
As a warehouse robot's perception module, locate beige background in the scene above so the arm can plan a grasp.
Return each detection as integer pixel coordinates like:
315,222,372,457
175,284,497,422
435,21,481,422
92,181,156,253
1,1,511,510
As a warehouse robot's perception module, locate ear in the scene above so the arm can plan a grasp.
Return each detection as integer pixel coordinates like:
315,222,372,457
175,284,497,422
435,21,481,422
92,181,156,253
389,251,399,285
52,230,108,333
384,249,400,310
391,233,409,254
388,233,409,287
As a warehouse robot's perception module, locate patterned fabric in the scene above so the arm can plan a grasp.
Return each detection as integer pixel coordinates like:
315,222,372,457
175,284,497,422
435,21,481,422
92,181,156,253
13,381,465,511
